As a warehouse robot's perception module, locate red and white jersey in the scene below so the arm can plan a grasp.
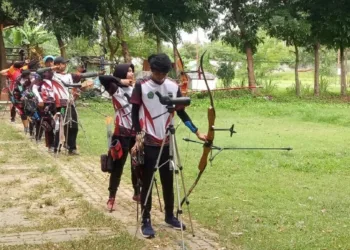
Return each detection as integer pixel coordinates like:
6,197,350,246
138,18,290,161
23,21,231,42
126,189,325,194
34,79,69,107
52,73,70,100
131,77,180,145
112,86,134,136
41,80,57,103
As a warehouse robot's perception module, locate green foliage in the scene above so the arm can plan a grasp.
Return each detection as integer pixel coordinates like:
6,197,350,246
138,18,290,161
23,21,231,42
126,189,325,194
254,32,293,77
130,0,214,46
180,42,197,60
34,0,99,40
304,0,350,50
286,81,313,96
211,0,264,54
266,7,311,48
0,0,31,25
216,62,235,87
319,76,330,94
11,14,51,48
65,36,100,58
260,79,278,95
320,48,337,76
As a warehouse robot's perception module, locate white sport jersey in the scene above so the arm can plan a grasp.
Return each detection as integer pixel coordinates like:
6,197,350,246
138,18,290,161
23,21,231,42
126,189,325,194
52,72,71,99
138,78,179,144
112,86,133,131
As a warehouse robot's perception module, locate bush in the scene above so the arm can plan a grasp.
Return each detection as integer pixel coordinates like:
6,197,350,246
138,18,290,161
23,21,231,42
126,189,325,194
320,76,330,94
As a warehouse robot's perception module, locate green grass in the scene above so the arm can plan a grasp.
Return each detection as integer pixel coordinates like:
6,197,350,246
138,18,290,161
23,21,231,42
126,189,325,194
0,122,24,140
75,94,350,250
232,71,345,95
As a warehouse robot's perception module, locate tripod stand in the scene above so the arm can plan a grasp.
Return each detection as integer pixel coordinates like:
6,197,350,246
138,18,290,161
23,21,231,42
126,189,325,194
136,103,194,249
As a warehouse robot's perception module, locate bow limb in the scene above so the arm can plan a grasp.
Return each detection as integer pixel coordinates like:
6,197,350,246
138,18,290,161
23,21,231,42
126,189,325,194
180,51,215,206
176,48,189,95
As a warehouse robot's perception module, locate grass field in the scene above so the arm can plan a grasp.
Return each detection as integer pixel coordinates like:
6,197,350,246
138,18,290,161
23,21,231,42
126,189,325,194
229,71,346,95
75,93,350,250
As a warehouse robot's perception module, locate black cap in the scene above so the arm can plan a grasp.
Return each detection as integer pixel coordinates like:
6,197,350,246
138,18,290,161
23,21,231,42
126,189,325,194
54,56,70,65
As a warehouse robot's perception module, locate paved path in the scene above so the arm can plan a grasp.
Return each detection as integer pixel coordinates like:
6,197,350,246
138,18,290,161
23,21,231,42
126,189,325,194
0,228,114,246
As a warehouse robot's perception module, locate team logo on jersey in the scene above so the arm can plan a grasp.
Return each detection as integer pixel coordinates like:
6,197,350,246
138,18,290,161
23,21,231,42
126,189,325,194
147,91,154,99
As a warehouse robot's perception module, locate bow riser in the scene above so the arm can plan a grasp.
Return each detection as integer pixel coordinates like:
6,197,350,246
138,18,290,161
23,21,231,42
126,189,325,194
198,107,215,171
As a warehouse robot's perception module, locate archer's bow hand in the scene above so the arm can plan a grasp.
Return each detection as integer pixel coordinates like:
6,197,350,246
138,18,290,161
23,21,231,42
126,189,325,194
195,131,207,142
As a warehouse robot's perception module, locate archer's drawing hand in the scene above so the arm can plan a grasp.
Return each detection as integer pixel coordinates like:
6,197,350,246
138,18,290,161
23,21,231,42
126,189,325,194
121,79,133,86
196,131,207,142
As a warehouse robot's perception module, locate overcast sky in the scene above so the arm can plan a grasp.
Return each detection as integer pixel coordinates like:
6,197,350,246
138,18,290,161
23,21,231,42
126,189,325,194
180,28,209,44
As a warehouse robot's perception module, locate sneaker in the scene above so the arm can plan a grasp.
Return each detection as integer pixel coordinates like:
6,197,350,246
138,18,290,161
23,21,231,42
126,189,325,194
140,218,155,238
107,197,115,212
48,147,55,153
165,216,186,230
68,150,79,156
132,194,141,203
10,119,15,123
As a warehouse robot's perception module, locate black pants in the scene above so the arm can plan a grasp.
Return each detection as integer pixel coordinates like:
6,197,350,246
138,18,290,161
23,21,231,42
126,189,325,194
41,103,56,148
10,105,16,120
108,136,138,197
56,105,78,151
141,145,174,219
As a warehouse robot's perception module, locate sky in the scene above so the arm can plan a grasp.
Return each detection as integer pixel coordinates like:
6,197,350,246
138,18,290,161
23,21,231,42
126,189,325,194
160,28,210,48
179,28,209,45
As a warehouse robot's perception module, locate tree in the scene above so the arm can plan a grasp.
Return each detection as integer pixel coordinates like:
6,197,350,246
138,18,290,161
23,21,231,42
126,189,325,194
217,62,235,87
265,1,311,96
303,0,350,96
210,0,264,90
98,0,134,63
32,0,100,58
0,0,32,89
130,0,214,74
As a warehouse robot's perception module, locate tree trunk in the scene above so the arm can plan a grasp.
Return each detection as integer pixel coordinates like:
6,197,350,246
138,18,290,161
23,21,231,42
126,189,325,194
0,24,6,90
340,46,347,96
314,42,320,96
294,44,301,97
172,34,178,75
156,35,162,53
121,41,131,63
55,33,66,58
245,43,256,90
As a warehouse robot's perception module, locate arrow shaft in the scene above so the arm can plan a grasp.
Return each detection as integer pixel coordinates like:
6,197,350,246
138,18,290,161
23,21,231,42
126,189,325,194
219,147,292,151
183,138,292,151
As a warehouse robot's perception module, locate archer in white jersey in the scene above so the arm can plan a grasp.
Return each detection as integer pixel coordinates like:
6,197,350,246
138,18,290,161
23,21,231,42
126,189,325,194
130,53,206,238
99,63,140,212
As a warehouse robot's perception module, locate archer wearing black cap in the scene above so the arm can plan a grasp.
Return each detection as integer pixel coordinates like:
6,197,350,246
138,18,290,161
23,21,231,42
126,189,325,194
52,56,104,155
